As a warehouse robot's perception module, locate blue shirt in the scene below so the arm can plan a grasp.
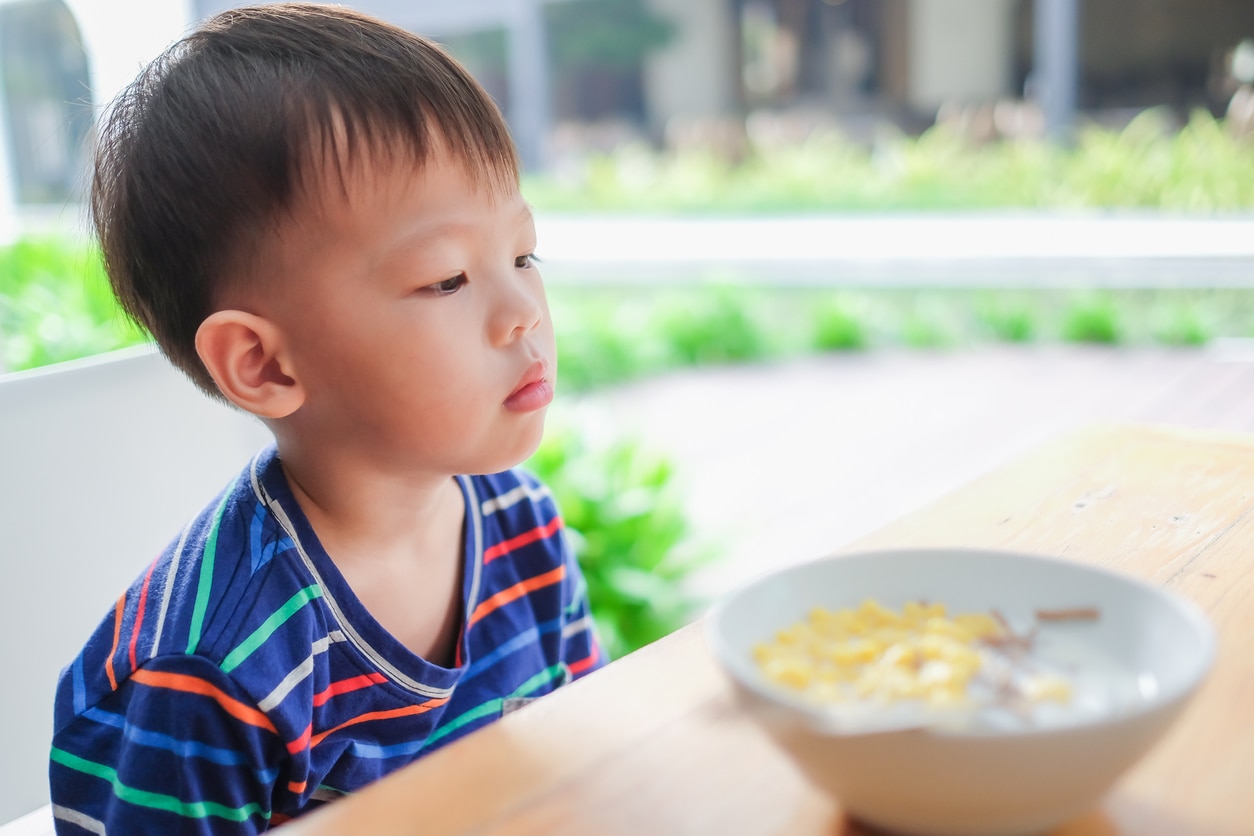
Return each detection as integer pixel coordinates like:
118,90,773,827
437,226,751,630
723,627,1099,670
50,447,602,833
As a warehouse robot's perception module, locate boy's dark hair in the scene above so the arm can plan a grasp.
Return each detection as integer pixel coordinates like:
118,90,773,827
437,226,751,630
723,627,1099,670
92,2,519,397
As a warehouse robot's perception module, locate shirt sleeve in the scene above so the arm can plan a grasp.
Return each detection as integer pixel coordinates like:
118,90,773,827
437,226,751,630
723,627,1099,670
50,653,286,835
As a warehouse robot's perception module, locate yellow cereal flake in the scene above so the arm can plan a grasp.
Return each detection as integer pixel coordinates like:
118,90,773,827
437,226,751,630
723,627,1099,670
752,599,1069,708
1024,674,1073,703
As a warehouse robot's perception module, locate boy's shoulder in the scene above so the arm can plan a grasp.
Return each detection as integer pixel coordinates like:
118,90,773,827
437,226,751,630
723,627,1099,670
57,447,323,721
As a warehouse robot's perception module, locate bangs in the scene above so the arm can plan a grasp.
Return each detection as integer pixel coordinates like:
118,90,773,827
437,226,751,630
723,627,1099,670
287,40,519,204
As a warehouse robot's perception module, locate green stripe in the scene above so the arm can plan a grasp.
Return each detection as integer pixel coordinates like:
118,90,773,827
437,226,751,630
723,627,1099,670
186,478,238,654
424,664,564,749
50,747,269,823
221,585,323,673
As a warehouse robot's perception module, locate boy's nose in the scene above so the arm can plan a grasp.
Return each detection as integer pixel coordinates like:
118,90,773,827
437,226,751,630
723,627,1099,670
489,275,545,346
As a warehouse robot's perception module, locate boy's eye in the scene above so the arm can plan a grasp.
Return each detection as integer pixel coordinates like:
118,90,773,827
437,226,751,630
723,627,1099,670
515,253,541,270
429,274,467,294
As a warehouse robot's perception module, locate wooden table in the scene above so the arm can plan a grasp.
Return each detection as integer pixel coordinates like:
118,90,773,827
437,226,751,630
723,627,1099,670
285,424,1253,836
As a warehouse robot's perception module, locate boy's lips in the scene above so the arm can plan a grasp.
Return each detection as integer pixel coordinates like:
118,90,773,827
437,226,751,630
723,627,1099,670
504,360,553,412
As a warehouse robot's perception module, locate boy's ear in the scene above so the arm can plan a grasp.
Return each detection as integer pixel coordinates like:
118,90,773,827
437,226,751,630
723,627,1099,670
195,311,305,419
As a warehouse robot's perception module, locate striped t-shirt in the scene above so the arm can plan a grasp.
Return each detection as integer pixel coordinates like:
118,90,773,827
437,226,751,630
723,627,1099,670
49,446,602,834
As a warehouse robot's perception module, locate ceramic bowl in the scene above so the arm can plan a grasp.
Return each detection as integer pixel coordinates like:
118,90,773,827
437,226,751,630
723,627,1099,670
705,548,1215,836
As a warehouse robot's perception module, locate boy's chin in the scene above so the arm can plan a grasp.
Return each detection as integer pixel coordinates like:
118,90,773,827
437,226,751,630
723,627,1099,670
474,422,548,475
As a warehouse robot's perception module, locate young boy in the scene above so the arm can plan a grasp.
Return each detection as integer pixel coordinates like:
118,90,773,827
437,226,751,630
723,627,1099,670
49,4,602,833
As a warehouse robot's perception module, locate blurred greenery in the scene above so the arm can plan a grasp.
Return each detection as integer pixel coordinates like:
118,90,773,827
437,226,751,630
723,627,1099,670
525,422,711,660
0,238,145,372
546,286,1254,392
523,110,1254,214
4,106,1253,656
1062,295,1123,344
4,238,1253,383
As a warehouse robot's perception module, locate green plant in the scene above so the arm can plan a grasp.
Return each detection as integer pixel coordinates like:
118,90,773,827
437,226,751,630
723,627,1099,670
898,298,958,348
1153,303,1212,346
656,286,769,366
522,110,1254,215
0,238,146,372
976,295,1038,343
812,298,869,351
1063,295,1122,344
526,423,711,659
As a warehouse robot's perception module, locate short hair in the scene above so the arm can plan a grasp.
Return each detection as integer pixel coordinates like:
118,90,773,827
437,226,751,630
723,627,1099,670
92,2,519,397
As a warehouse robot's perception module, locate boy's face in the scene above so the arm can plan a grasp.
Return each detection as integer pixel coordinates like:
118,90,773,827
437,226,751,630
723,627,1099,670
253,142,555,478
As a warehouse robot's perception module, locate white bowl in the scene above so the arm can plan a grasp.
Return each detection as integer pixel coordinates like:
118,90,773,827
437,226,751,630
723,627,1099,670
706,548,1215,836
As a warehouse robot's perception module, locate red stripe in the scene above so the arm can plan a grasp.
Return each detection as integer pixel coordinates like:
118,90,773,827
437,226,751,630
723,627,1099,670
105,594,125,691
287,723,312,755
568,643,600,677
482,517,564,563
128,559,158,671
312,672,387,707
468,565,566,627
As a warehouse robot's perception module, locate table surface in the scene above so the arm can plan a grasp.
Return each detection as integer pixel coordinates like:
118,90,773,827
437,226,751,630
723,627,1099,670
284,423,1254,836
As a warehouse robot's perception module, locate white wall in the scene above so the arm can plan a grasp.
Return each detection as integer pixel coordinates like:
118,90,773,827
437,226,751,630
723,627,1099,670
65,0,193,111
907,0,1016,110
0,347,272,822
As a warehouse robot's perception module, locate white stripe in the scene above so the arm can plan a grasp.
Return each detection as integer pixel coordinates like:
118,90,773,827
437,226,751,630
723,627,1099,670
479,481,549,516
250,459,454,699
318,630,347,649
310,787,347,803
460,475,484,635
52,805,106,835
259,653,314,712
258,632,347,712
562,614,593,639
149,517,195,659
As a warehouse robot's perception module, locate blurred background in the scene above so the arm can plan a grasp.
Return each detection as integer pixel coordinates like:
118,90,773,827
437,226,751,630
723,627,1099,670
1,3,1254,821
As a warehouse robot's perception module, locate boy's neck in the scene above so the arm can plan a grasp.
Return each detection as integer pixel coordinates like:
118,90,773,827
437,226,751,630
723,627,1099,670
275,439,469,666
274,436,465,568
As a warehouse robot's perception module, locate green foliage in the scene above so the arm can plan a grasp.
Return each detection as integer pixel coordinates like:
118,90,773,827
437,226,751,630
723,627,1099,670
812,298,869,351
1063,295,1122,344
1153,303,1212,346
552,293,675,392
523,111,1254,214
656,286,768,366
898,298,959,349
976,295,1038,343
526,423,710,659
0,238,146,372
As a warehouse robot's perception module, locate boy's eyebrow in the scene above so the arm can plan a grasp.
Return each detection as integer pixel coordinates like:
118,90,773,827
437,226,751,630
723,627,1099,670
403,204,535,245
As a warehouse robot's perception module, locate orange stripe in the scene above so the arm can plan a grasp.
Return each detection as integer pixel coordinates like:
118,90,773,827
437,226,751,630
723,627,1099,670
287,780,307,794
130,668,277,734
468,565,566,627
105,594,125,691
568,644,600,676
482,517,564,563
128,559,158,671
309,697,449,748
312,672,387,707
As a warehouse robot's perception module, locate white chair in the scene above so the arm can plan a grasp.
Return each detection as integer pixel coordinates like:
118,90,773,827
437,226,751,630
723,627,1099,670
0,345,272,826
